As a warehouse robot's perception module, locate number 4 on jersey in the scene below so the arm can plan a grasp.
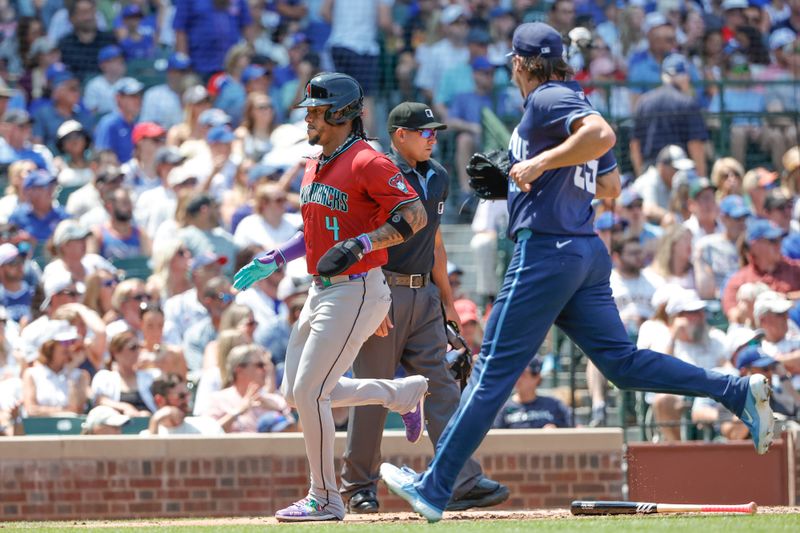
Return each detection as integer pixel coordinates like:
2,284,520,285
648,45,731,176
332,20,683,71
326,216,340,241
573,160,598,195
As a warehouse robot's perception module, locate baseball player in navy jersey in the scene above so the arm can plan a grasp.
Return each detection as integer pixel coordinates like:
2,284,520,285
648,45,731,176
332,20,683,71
380,22,775,523
340,102,508,514
233,73,430,522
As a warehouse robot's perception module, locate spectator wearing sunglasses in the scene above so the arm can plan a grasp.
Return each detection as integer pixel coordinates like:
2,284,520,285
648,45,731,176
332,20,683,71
205,344,293,433
83,268,122,322
106,278,150,340
21,319,90,417
0,242,36,324
233,183,301,250
183,276,234,380
43,219,116,284
146,373,223,435
91,330,157,416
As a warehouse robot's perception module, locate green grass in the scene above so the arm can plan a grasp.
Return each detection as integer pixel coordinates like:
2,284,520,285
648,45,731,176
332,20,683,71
2,514,799,532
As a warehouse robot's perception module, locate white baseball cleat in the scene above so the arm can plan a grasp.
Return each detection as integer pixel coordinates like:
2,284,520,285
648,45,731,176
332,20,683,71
379,463,443,523
739,374,775,455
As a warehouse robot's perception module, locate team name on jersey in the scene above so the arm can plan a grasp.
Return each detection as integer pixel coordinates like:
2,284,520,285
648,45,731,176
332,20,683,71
509,127,529,162
300,183,350,212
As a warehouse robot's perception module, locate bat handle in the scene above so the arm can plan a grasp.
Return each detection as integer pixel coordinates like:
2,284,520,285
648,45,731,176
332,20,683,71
699,502,757,514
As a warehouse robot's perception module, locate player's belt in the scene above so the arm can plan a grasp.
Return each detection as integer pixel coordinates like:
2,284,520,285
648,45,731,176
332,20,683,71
312,272,368,289
383,270,429,289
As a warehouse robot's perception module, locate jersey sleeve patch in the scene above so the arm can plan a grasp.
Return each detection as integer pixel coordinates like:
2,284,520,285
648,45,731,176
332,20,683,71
388,172,410,193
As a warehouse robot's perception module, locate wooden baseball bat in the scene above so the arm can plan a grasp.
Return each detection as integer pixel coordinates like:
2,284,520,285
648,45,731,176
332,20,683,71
570,500,757,515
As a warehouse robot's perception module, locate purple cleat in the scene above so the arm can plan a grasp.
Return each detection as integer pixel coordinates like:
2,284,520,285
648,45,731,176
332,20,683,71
274,497,339,522
401,398,425,443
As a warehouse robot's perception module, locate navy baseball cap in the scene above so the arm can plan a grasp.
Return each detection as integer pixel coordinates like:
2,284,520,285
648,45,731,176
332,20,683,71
23,169,56,189
509,22,564,58
746,219,785,244
527,356,543,375
471,56,494,71
207,125,235,144
167,52,191,71
735,346,777,370
662,53,690,76
122,4,143,17
719,195,751,218
46,62,76,88
114,77,145,96
98,45,123,63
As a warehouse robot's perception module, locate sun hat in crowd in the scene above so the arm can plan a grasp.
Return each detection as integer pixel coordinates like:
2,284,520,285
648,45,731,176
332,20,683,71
753,290,793,320
52,220,91,248
40,319,80,344
665,289,706,316
0,243,20,266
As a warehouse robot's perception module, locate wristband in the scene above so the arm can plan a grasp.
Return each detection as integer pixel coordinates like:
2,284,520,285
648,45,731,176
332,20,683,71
356,233,373,254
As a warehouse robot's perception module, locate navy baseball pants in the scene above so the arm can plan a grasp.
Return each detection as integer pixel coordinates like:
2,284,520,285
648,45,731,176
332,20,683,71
415,231,750,510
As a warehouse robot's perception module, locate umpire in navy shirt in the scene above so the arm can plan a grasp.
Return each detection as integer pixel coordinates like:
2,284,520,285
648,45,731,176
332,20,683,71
340,102,508,513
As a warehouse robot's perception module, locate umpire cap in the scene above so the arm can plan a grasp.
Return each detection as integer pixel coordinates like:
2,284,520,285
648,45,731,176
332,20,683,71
388,102,447,135
295,72,364,125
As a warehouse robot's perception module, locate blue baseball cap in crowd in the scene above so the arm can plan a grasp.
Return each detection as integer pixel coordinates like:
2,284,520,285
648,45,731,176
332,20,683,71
46,62,76,88
114,77,145,96
248,163,282,183
470,56,494,71
746,219,785,244
594,211,628,231
782,233,800,259
207,125,235,144
489,6,513,18
98,45,123,63
289,32,310,48
167,52,191,71
198,108,232,128
242,65,267,84
122,4,143,18
735,346,777,370
23,169,56,189
719,195,751,219
527,356,543,375
662,53,690,76
509,22,564,58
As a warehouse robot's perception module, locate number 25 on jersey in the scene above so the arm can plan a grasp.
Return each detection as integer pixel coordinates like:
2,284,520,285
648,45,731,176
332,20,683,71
573,160,598,195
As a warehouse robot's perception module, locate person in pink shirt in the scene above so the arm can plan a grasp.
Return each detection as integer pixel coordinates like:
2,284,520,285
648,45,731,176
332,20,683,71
206,343,294,433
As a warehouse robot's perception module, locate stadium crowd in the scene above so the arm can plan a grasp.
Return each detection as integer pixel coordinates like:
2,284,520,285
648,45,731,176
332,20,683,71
0,0,798,441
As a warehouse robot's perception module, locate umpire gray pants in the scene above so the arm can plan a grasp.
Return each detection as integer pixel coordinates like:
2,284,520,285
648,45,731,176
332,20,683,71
340,278,483,501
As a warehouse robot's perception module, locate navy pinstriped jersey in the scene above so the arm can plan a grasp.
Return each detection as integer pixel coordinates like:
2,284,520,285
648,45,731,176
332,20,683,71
507,80,617,238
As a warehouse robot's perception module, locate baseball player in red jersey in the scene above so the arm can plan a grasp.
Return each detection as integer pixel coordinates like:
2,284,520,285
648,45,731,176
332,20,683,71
233,73,430,522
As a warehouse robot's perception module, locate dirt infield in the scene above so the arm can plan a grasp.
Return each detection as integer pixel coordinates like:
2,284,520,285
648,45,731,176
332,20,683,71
50,506,800,528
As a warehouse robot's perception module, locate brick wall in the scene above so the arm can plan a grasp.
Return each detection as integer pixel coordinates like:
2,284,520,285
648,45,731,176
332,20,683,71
0,430,623,521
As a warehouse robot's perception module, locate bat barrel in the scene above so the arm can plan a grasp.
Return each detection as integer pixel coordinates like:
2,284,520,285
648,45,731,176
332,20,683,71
571,501,758,516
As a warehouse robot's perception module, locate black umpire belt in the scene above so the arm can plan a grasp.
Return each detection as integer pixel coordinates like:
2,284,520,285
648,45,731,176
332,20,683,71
383,270,430,288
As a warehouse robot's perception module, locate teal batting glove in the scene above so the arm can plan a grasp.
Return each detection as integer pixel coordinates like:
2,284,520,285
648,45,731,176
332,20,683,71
233,251,283,290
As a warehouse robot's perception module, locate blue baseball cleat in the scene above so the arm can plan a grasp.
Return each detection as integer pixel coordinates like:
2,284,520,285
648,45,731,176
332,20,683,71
379,463,443,523
740,374,775,455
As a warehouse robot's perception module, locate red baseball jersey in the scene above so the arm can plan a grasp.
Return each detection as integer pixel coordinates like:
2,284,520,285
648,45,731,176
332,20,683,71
300,138,419,276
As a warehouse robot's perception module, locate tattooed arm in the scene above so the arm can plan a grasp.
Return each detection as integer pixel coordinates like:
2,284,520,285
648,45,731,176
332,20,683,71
365,200,428,251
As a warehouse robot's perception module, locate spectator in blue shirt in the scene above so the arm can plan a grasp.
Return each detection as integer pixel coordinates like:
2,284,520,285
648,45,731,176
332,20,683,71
493,356,571,429
447,56,506,205
173,0,254,79
8,170,69,246
94,77,144,164
140,53,193,129
118,4,156,61
32,63,94,153
709,53,769,169
216,64,272,127
0,242,36,324
0,109,54,171
628,13,696,95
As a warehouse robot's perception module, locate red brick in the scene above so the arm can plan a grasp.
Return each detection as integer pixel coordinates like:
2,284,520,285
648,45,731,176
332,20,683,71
543,472,578,482
130,479,162,489
75,479,109,490
184,478,216,488
21,504,55,515
579,472,597,481
244,489,270,499
239,477,267,487
238,501,271,512
156,490,190,500
519,484,551,494
184,501,216,512
49,492,82,502
103,491,136,501
0,492,26,502
129,502,162,513
572,483,604,493
210,489,240,499
543,496,573,507
599,472,621,481
75,503,109,515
